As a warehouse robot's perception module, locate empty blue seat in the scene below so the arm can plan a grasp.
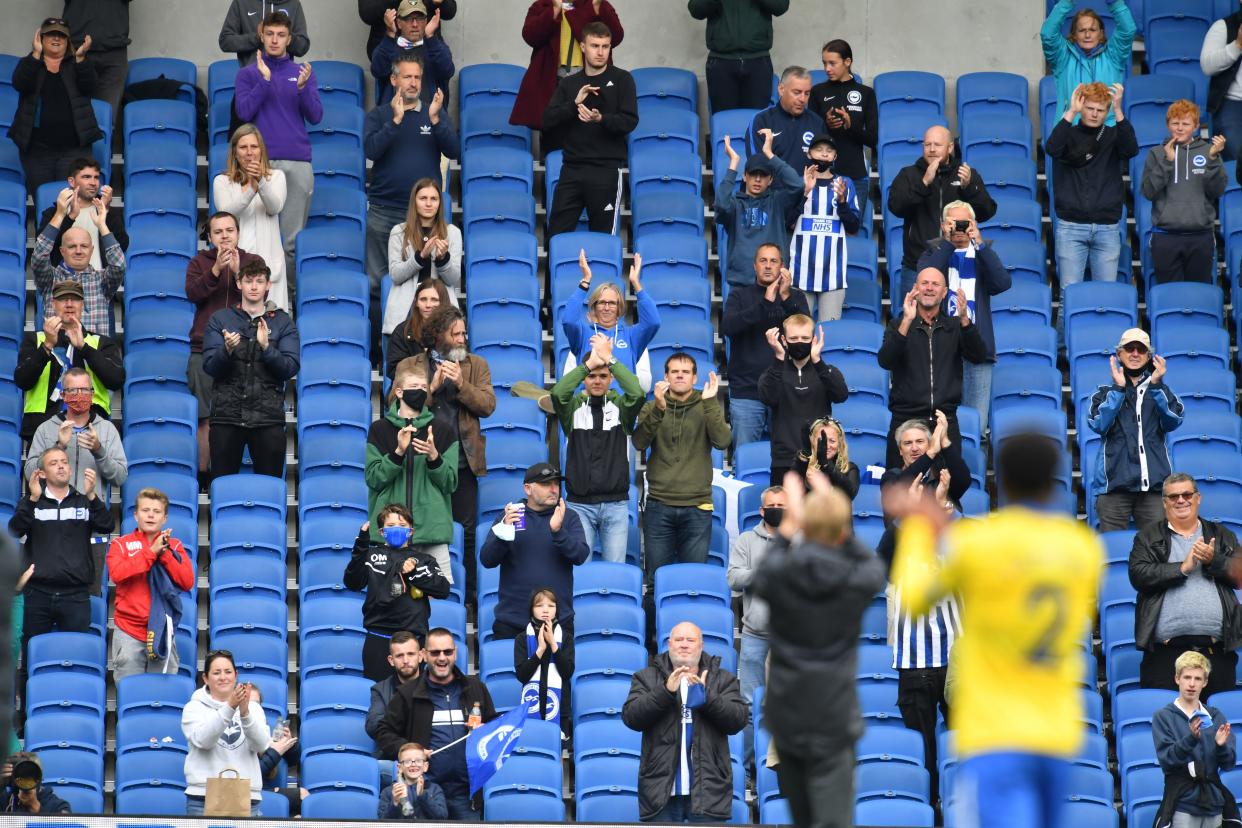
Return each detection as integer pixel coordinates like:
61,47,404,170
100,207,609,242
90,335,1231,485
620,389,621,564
27,672,105,720
1124,72,1198,124
1156,321,1231,373
115,786,188,815
991,365,1063,414
467,228,539,284
574,604,645,648
856,726,925,767
123,99,197,148
302,791,379,819
977,195,1041,244
629,147,702,201
124,430,197,477
462,103,531,152
992,279,1052,326
1147,282,1224,329
458,63,524,111
873,71,945,118
26,632,106,678
574,562,643,612
126,57,196,97
306,106,364,149
307,184,367,234
296,226,365,274
314,61,366,108
209,594,288,640
462,146,534,197
210,473,287,524
301,752,380,796
655,563,731,610
956,71,1028,121
312,144,367,191
300,675,372,723
960,114,1034,161
632,191,704,239
207,58,239,106
629,108,699,157
965,153,1038,201
633,67,699,112
115,674,195,717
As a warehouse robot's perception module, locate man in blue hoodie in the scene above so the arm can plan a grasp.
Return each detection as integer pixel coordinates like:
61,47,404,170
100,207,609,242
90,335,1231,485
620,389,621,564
715,130,803,288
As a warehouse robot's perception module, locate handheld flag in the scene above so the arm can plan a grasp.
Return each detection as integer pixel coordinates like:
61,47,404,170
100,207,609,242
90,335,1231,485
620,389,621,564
466,703,529,796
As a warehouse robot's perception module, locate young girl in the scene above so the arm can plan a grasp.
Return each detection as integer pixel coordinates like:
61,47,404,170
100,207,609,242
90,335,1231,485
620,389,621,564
378,742,447,820
789,134,860,323
513,588,575,732
385,178,462,337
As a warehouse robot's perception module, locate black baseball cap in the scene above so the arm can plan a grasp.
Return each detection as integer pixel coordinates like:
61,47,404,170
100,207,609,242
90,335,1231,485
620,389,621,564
744,155,773,176
523,462,563,484
809,133,837,152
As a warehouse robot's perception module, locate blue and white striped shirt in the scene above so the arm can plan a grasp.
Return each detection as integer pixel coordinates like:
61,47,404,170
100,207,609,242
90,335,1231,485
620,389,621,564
789,178,856,293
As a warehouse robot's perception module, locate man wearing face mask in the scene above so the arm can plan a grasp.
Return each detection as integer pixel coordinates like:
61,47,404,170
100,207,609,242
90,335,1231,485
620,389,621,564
24,367,126,496
758,314,848,487
371,0,454,108
1087,328,1184,532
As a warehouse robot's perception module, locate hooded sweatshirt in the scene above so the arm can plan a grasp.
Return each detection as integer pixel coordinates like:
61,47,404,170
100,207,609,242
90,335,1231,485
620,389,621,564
1141,138,1228,233
219,0,310,66
181,685,272,800
24,412,127,493
344,528,451,636
233,52,322,162
714,157,804,287
632,391,732,506
364,402,459,545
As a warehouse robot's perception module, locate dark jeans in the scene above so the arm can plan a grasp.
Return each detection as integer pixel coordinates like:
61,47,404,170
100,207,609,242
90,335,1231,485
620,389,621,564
1150,231,1216,284
90,48,128,136
705,55,774,113
774,746,856,828
1095,490,1165,533
1141,637,1238,702
642,499,711,580
209,423,287,478
443,794,482,821
548,163,622,237
20,586,91,713
451,462,478,603
885,411,963,471
21,143,95,195
645,795,716,823
898,667,950,802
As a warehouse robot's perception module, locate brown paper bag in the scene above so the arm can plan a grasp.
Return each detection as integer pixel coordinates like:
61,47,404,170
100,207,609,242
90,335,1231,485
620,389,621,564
204,768,252,817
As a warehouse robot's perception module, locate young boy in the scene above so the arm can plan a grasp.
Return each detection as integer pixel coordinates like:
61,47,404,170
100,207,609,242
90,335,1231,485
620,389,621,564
379,742,448,820
1139,99,1227,283
789,134,859,322
105,488,195,679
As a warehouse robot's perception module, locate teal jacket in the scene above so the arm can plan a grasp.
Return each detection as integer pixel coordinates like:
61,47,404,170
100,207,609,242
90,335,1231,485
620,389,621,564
1041,0,1136,126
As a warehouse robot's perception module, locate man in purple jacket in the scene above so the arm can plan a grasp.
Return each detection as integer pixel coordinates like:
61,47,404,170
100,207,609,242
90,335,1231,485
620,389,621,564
234,11,322,285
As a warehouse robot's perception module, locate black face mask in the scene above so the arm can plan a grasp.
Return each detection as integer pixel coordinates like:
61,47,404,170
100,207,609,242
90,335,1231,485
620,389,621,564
1123,363,1148,379
813,158,833,173
763,507,784,527
402,388,428,410
786,341,812,361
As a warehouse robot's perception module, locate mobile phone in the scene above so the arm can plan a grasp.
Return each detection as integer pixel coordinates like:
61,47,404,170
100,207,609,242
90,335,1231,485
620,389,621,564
954,220,971,233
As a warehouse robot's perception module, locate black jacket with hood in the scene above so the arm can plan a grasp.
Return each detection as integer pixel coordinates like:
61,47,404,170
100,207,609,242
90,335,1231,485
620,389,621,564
877,310,988,420
343,528,450,637
758,356,848,467
888,151,997,271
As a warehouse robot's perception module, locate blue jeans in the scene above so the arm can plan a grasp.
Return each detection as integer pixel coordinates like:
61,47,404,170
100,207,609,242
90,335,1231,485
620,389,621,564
567,500,630,563
186,796,261,816
961,361,994,434
852,176,870,235
1054,220,1122,288
730,396,770,455
444,794,482,821
642,499,711,581
952,753,1070,828
1216,98,1242,162
646,794,717,823
738,632,768,771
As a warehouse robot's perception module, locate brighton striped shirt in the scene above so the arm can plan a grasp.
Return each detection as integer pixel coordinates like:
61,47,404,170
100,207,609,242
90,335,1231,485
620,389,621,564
891,581,964,670
789,177,856,293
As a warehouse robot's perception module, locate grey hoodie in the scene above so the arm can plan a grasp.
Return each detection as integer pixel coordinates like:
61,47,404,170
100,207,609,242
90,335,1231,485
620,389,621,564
726,521,778,638
24,412,127,494
1140,137,1227,233
219,0,310,66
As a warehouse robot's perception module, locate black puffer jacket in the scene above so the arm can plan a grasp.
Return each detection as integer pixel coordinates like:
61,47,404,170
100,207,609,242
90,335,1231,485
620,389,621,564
343,529,450,636
1129,519,1242,652
877,311,988,419
201,304,299,428
8,55,103,150
621,652,747,821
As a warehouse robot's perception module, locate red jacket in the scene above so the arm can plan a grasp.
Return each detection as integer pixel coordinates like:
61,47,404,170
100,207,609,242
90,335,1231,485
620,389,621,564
184,247,266,353
107,529,195,642
509,0,623,130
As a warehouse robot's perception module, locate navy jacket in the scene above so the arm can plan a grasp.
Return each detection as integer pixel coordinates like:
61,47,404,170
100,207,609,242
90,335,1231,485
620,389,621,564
746,104,823,177
371,36,455,107
146,545,187,661
363,103,460,208
916,239,1012,361
1087,371,1183,494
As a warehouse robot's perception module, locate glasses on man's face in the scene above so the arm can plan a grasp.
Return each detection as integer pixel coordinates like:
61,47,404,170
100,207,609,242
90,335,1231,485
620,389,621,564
425,648,455,657
1120,343,1148,355
1163,491,1197,502
398,758,427,767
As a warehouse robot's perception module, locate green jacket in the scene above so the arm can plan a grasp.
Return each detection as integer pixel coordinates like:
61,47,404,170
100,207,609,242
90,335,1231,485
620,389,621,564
364,403,460,545
551,360,645,504
687,0,789,59
633,391,731,506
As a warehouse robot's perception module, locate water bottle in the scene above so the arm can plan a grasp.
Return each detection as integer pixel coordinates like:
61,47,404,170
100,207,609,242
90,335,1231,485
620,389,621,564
400,789,415,817
468,702,482,729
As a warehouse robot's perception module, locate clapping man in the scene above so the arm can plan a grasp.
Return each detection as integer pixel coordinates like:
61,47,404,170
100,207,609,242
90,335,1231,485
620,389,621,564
32,186,125,337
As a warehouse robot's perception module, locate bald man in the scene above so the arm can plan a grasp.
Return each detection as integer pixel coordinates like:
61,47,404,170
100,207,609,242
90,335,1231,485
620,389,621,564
888,124,996,302
622,621,747,823
32,186,125,337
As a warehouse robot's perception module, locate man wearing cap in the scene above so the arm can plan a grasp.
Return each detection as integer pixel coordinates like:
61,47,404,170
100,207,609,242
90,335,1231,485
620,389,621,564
14,280,123,443
747,66,823,181
789,132,860,323
371,0,455,108
9,16,103,193
0,753,71,814
1088,327,1184,532
31,186,124,338
715,128,804,289
360,0,457,61
479,462,591,641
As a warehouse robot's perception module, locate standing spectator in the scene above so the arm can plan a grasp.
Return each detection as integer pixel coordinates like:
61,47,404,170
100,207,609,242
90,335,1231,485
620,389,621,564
543,21,638,236
726,485,786,770
880,414,972,523
1140,100,1228,284
789,134,860,322
219,0,308,66
747,66,822,177
510,0,623,147
1046,82,1137,324
1204,4,1242,161
25,367,126,495
233,12,322,285
514,588,575,731
480,463,591,639
621,622,748,822
396,306,496,601
201,260,300,479
382,180,462,358
345,507,451,681
366,55,459,356
106,488,194,680
688,0,788,114
212,125,289,313
32,187,124,337
1042,0,1136,125
376,627,497,820
182,652,271,816
0,753,71,814
1151,651,1239,825
878,269,987,469
359,0,456,60
62,0,128,129
9,17,102,193
721,246,809,451
9,448,111,685
14,280,123,443
550,335,645,563
366,631,423,745
562,250,658,392
759,315,848,485
791,417,861,499
1131,473,1242,701
916,201,1012,433
364,361,458,575
185,212,265,485
1088,328,1183,532
809,39,877,226
715,131,804,289
371,1,454,108
386,278,456,382
888,126,997,297
35,158,128,269
634,355,732,576
378,742,448,820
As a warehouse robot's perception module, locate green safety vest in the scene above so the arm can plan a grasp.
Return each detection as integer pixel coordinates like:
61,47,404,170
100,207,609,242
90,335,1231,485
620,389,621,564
23,332,111,415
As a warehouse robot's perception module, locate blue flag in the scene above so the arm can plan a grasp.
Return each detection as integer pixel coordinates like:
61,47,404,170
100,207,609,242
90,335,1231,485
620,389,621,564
466,703,529,796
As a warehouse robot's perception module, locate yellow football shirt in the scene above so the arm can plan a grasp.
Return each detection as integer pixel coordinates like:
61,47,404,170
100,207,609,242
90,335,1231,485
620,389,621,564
894,507,1103,758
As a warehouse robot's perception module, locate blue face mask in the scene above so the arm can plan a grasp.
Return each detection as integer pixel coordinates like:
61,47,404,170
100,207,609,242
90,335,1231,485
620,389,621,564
383,525,412,548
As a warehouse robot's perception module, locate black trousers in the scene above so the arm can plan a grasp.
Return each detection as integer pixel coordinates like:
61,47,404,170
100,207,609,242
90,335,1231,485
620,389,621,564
90,48,128,135
774,745,856,828
209,423,287,478
1150,231,1216,284
451,463,479,603
547,163,622,237
705,55,774,114
898,667,950,802
885,411,963,471
21,143,95,195
1140,636,1238,702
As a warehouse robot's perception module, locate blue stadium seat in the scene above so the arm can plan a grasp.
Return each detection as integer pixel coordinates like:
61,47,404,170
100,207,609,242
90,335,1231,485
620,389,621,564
25,712,104,761
26,673,105,720
209,594,288,640
990,365,1063,414
633,67,699,113
842,278,883,323
645,268,712,325
26,632,106,678
463,189,537,236
208,59,240,107
461,147,535,197
1147,282,1224,329
461,103,531,152
210,473,287,525
1144,0,1213,49
125,134,197,191
300,307,370,363
574,604,645,648
976,196,1041,244
843,362,890,408
956,71,1028,121
306,106,364,149
314,61,366,108
992,280,1052,326
1063,281,1138,347
296,226,365,274
480,395,547,442
834,400,890,469
574,562,643,612
960,114,1034,161
115,786,188,816
1060,799,1119,828
208,556,287,604
1148,34,1210,109
468,228,540,284
300,675,372,724
0,88,15,133
856,726,925,767
307,184,367,235
873,71,945,118
629,108,699,157
115,674,195,717
964,153,1038,201
458,63,524,111
298,267,369,318
573,677,632,724
629,147,702,201
655,563,731,610
1123,72,1197,125
126,57,197,99
647,318,715,370
1155,321,1231,373
302,752,380,796
855,763,931,804
123,99,196,148
299,715,375,758
124,430,197,478
631,191,704,239
302,792,379,819
115,749,185,799
0,138,22,186
312,144,367,191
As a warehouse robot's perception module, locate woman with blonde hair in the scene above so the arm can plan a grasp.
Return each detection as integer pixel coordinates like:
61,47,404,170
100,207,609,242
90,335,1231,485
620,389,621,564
793,417,860,500
385,178,462,335
212,124,289,310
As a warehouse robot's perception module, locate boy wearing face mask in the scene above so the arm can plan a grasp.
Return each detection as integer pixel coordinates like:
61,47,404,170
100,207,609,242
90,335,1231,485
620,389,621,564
789,134,860,324
345,504,452,681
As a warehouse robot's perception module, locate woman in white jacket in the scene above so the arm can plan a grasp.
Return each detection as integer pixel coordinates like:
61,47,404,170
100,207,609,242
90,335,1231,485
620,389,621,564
212,124,289,312
181,651,271,816
383,178,462,337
